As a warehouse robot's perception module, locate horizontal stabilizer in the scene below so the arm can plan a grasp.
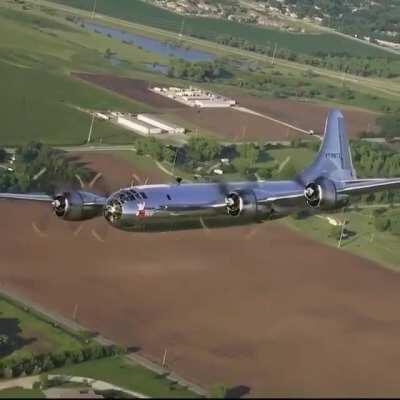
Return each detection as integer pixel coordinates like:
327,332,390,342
339,178,400,196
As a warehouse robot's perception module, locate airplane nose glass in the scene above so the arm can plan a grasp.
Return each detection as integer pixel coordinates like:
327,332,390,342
104,199,123,223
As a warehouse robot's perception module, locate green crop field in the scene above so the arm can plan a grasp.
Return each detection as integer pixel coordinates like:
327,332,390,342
53,356,200,398
51,0,399,60
0,61,151,146
0,388,44,398
0,297,83,363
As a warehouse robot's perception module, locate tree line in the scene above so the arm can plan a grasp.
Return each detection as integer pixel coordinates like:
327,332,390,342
0,343,125,379
214,34,400,78
167,58,229,82
0,142,92,193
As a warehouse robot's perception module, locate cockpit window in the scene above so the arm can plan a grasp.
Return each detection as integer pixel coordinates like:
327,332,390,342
140,192,148,199
166,194,171,200
119,193,128,203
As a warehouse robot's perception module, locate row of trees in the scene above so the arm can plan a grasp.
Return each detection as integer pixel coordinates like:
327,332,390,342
351,141,400,179
134,134,318,180
374,209,400,236
214,34,400,78
0,343,125,379
167,59,228,82
0,142,91,193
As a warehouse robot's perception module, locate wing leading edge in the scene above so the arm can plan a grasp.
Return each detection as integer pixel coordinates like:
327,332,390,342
0,193,53,202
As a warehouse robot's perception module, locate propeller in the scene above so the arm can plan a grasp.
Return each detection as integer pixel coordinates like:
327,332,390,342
67,172,110,241
130,172,150,187
31,170,109,242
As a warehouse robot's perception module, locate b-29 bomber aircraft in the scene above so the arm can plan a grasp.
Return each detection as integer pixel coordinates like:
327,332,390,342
1,109,399,233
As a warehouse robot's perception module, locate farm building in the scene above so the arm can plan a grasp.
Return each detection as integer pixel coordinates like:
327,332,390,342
137,114,185,134
116,114,162,135
94,111,110,120
150,86,236,108
194,99,236,108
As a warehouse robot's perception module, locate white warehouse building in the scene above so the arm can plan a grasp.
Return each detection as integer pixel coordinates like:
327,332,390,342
194,99,236,108
137,114,185,134
116,115,162,135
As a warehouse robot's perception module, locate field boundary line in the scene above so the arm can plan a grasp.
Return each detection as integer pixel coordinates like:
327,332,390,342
233,106,311,135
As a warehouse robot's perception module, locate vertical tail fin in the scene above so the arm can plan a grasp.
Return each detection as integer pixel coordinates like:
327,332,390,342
299,109,356,183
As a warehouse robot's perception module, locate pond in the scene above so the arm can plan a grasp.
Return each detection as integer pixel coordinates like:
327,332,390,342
85,21,215,62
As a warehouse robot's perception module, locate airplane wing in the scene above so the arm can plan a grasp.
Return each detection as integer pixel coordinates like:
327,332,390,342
339,178,400,196
261,191,305,203
0,193,54,202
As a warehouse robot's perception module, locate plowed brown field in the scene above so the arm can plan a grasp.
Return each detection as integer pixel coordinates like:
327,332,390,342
72,73,379,141
1,152,399,397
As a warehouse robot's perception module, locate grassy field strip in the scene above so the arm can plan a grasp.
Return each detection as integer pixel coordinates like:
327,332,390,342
47,374,149,398
52,357,202,398
283,210,400,270
30,0,400,99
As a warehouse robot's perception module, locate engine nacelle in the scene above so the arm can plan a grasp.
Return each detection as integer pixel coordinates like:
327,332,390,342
52,191,104,221
225,189,257,218
304,177,349,211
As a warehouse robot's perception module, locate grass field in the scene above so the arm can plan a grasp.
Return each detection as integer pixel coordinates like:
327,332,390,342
0,388,44,398
50,0,399,60
0,4,158,146
52,356,199,398
284,209,400,270
0,61,151,146
257,147,316,171
0,297,83,363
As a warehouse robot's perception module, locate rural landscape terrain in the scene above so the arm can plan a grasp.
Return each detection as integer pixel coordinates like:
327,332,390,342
0,0,400,397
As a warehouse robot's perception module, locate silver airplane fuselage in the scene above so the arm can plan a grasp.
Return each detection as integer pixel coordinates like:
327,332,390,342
102,180,308,232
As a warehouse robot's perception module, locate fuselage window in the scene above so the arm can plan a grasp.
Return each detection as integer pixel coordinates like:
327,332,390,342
166,194,171,200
